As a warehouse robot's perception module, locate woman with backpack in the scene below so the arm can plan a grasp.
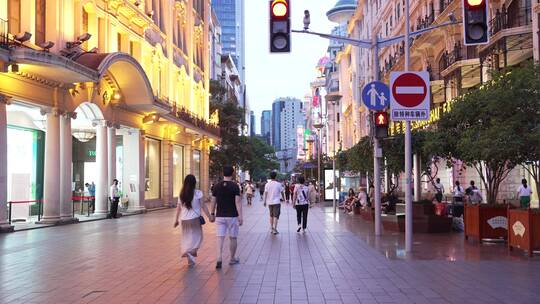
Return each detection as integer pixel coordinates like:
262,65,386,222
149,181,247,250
173,174,211,267
293,175,310,233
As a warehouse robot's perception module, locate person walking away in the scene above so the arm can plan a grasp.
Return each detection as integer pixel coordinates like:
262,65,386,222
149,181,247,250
466,181,483,204
284,181,291,203
434,178,445,203
109,179,120,218
367,183,375,207
293,175,310,233
259,181,266,200
173,174,210,267
308,180,318,208
245,181,254,206
517,179,533,209
210,166,243,269
85,182,96,213
452,181,465,217
263,171,284,235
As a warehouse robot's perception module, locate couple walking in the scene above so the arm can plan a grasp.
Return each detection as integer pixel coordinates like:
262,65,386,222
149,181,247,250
263,172,310,234
173,166,243,268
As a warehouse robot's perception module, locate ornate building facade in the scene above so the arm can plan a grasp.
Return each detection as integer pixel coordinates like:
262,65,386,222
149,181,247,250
0,0,217,231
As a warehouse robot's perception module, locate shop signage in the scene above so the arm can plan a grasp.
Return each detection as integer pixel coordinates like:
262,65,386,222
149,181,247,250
88,150,96,157
390,71,430,121
487,216,508,230
512,221,526,237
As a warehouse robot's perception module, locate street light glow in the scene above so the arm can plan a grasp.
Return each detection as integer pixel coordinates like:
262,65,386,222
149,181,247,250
466,0,484,6
271,0,288,17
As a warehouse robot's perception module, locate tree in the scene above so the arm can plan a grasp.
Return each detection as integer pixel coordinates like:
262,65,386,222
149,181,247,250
209,81,279,181
435,65,540,203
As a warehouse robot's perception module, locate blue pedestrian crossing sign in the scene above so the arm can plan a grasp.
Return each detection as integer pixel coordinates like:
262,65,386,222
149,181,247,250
362,81,390,111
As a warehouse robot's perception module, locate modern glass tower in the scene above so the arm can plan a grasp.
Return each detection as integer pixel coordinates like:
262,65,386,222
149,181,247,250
211,0,245,81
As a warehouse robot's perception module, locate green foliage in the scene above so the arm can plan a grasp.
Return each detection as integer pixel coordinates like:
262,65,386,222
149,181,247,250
209,82,278,180
435,63,540,203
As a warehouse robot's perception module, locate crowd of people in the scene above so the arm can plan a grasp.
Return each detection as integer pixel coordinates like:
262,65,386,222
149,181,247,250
174,168,321,268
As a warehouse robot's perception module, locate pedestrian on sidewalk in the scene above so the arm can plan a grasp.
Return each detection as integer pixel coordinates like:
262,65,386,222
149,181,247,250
308,180,318,207
466,181,483,204
517,179,533,209
85,182,96,213
292,175,310,233
173,174,210,267
434,178,445,203
259,181,266,200
109,179,120,218
209,166,243,269
263,171,284,235
245,181,254,206
452,181,465,217
284,181,291,203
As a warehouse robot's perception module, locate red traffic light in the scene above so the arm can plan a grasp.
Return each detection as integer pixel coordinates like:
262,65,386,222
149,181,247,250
271,0,289,18
465,0,485,8
375,112,389,126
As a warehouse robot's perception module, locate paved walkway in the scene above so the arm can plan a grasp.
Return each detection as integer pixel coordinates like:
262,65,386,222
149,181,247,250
1,196,540,304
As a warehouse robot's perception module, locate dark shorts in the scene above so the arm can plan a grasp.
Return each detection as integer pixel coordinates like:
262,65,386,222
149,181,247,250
268,204,281,218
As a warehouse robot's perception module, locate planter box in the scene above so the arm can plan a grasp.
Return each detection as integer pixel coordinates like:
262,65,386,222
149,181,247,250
464,204,508,242
413,203,434,218
360,207,374,221
508,209,540,257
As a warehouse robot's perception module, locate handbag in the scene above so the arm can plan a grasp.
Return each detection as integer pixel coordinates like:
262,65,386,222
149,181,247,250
199,215,206,225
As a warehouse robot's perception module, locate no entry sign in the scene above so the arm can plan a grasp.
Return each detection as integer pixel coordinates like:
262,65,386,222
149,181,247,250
390,71,430,121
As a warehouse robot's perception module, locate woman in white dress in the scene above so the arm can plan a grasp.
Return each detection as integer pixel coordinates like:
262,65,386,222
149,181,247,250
173,174,211,266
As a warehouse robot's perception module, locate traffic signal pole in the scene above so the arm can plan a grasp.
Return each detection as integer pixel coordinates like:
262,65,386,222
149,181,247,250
292,9,459,252
404,0,413,253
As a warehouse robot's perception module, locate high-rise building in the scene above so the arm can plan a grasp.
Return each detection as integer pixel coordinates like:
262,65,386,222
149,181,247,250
271,98,305,172
212,0,245,82
250,111,255,137
261,110,272,145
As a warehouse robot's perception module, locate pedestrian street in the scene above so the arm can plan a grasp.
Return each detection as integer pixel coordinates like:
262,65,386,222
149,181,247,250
1,195,540,304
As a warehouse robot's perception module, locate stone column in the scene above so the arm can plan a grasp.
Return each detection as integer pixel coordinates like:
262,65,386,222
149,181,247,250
107,124,116,190
162,140,174,207
0,96,13,232
124,130,146,213
94,121,109,215
41,109,61,224
60,112,77,222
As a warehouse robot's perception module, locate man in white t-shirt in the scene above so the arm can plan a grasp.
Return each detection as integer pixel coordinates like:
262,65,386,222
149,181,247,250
263,171,284,235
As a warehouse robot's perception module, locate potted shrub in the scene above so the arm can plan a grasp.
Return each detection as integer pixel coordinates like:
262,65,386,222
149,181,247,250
508,208,540,257
464,203,508,242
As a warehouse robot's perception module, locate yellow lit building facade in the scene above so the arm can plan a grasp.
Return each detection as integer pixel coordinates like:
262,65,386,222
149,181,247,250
0,0,217,231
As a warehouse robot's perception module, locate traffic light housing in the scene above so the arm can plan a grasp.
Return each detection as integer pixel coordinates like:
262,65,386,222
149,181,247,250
462,0,489,45
270,0,290,53
374,111,389,139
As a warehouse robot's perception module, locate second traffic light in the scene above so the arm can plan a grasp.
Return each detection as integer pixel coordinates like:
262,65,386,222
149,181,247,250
462,0,489,45
270,0,290,53
374,111,389,139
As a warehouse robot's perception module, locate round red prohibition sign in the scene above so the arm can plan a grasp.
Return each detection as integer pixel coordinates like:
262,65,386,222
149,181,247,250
392,73,427,107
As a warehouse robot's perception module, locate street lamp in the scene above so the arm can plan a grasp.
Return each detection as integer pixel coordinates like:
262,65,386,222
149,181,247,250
326,92,341,214
313,122,324,200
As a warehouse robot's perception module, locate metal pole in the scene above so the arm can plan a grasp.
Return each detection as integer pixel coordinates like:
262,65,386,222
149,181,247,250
332,101,337,214
372,37,382,236
404,0,413,253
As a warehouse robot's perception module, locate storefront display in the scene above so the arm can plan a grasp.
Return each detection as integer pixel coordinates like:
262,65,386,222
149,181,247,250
145,138,161,199
173,145,184,197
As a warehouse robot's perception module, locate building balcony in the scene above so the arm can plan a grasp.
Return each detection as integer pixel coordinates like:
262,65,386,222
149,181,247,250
439,42,480,78
175,105,220,137
0,18,9,50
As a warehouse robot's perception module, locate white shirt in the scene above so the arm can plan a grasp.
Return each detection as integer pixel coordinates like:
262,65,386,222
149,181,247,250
358,191,368,206
518,185,533,197
434,182,445,194
294,184,310,205
453,186,464,197
264,180,283,205
179,190,203,220
110,184,120,199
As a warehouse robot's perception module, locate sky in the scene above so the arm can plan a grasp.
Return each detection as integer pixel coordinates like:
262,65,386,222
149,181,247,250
245,0,337,133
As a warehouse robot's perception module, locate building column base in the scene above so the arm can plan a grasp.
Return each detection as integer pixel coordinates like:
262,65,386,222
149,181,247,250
37,216,61,225
59,217,79,225
125,206,146,215
0,222,14,233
